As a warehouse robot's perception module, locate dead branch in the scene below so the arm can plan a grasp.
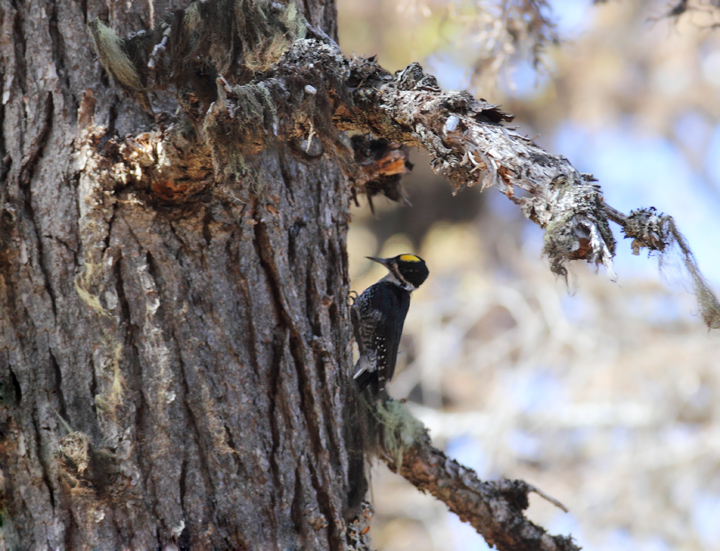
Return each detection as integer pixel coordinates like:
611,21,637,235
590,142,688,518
99,22,717,327
371,399,578,551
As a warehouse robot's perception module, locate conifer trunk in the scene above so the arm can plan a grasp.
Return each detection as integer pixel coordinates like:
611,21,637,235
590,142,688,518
0,0,369,548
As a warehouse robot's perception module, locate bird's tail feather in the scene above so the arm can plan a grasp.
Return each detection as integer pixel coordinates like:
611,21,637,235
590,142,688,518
353,356,375,391
354,368,374,391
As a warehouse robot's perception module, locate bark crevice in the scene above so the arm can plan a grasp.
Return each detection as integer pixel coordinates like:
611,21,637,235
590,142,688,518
47,0,77,117
20,95,57,318
175,352,216,528
31,413,56,510
49,349,69,424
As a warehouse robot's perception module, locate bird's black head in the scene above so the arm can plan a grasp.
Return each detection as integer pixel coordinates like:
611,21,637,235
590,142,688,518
368,254,429,290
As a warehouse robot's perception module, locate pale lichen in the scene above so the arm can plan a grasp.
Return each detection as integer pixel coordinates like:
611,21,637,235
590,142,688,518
366,398,425,470
89,21,143,91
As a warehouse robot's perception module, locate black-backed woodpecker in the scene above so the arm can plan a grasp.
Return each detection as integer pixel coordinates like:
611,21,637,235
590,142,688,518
352,254,429,395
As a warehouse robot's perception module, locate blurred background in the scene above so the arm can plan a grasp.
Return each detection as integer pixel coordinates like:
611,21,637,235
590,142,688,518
338,1,720,550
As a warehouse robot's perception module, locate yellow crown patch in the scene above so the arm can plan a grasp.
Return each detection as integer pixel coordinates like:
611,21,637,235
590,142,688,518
399,254,421,263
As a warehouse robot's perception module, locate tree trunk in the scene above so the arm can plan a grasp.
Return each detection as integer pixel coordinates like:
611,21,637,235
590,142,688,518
0,0,369,549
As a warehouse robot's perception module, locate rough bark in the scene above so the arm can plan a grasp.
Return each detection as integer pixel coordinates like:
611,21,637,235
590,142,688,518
0,0,372,549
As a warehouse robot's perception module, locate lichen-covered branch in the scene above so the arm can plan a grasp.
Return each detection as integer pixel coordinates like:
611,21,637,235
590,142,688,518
91,19,616,280
604,205,720,329
91,17,719,327
341,55,617,282
370,400,579,551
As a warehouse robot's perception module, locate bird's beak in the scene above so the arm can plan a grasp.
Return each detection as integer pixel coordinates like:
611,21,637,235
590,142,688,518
366,256,389,266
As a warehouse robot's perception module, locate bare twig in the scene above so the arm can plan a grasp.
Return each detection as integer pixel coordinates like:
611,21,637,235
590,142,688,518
528,484,569,513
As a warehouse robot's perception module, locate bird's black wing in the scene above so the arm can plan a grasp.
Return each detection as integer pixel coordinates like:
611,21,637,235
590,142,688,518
375,283,410,386
353,281,410,392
